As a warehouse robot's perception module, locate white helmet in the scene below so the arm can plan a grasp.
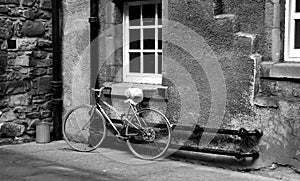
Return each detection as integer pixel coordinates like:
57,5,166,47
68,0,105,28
124,88,143,105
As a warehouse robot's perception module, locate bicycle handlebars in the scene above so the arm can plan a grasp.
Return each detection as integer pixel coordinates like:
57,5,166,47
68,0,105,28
91,87,105,98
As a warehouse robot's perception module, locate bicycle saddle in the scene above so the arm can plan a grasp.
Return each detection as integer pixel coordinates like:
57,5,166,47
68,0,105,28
124,88,143,105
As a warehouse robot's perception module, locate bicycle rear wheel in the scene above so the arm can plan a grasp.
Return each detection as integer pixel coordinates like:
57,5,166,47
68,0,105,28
126,108,172,160
63,104,106,152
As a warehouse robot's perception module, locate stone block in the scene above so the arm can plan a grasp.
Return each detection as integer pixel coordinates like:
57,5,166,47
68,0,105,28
22,0,37,7
0,75,7,82
8,7,20,17
14,55,30,66
40,100,51,110
0,5,9,14
30,67,47,76
16,38,37,51
36,39,52,48
0,122,25,137
37,10,51,20
0,53,7,75
0,19,13,39
260,78,300,98
32,50,47,59
0,40,7,50
254,96,279,108
7,71,22,80
47,67,52,75
32,99,45,104
40,110,51,118
22,20,46,37
0,0,19,5
8,93,31,107
0,138,13,145
15,112,26,119
0,97,8,108
19,68,30,74
40,0,52,10
0,110,16,122
30,59,52,67
8,52,17,59
13,106,29,113
0,80,30,96
37,76,51,94
26,112,40,119
22,9,35,20
14,21,23,38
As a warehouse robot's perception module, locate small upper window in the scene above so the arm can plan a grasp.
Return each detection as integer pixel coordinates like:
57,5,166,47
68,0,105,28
285,0,300,61
123,0,162,84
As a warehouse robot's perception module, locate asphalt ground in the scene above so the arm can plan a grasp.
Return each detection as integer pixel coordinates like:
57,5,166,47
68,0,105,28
0,140,285,181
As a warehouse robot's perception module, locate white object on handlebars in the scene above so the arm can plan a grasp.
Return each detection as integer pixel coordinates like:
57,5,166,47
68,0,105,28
124,88,143,105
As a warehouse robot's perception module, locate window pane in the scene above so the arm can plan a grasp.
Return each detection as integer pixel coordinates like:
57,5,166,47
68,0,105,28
129,6,141,26
130,29,140,49
143,53,155,73
295,20,300,49
130,53,141,73
158,28,162,49
144,28,155,49
143,4,155,25
158,3,162,25
297,0,300,12
158,53,162,74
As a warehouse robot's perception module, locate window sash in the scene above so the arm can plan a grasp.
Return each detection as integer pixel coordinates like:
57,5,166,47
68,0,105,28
285,0,300,61
123,1,162,84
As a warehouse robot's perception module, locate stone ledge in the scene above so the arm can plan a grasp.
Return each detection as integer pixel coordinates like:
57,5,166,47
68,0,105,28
254,95,300,108
260,62,300,79
253,96,279,108
103,82,168,100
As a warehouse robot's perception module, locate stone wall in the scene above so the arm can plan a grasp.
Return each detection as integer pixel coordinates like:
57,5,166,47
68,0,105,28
0,0,52,142
254,79,300,171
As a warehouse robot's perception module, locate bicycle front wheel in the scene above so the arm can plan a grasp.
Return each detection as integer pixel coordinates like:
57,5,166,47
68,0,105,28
126,108,172,160
63,104,107,152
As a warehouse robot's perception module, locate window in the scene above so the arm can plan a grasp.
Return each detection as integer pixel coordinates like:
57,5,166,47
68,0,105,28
123,0,162,84
285,0,300,61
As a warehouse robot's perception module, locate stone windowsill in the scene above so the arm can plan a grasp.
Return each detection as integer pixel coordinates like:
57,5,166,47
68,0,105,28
260,62,300,79
102,82,168,100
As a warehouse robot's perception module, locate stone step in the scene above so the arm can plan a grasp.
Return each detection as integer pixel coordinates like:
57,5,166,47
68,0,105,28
212,13,257,55
214,14,240,33
259,79,300,99
233,32,258,56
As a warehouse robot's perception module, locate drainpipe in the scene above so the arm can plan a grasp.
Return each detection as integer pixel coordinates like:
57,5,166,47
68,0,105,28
89,0,100,104
52,0,63,140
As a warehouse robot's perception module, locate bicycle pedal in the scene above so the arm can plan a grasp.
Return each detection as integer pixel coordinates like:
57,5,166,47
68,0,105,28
126,133,138,136
116,135,128,141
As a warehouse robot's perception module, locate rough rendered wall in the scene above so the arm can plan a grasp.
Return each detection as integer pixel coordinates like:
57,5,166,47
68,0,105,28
255,79,300,171
166,0,260,128
0,0,53,141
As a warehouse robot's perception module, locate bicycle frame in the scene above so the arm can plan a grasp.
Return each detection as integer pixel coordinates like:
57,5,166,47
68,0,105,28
95,98,145,137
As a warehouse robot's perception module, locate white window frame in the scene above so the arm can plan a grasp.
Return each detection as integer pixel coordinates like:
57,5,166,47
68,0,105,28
285,0,300,61
123,0,163,84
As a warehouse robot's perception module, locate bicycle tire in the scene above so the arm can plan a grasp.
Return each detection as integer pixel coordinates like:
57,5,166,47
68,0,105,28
63,104,107,152
126,108,172,160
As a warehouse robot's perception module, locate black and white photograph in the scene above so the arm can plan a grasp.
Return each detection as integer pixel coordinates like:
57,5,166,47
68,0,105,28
0,0,299,180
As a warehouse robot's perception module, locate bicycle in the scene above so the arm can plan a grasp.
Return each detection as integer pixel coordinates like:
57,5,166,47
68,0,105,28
63,87,172,160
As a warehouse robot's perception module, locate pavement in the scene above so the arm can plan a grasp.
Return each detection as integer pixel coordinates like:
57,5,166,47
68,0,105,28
0,139,293,181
